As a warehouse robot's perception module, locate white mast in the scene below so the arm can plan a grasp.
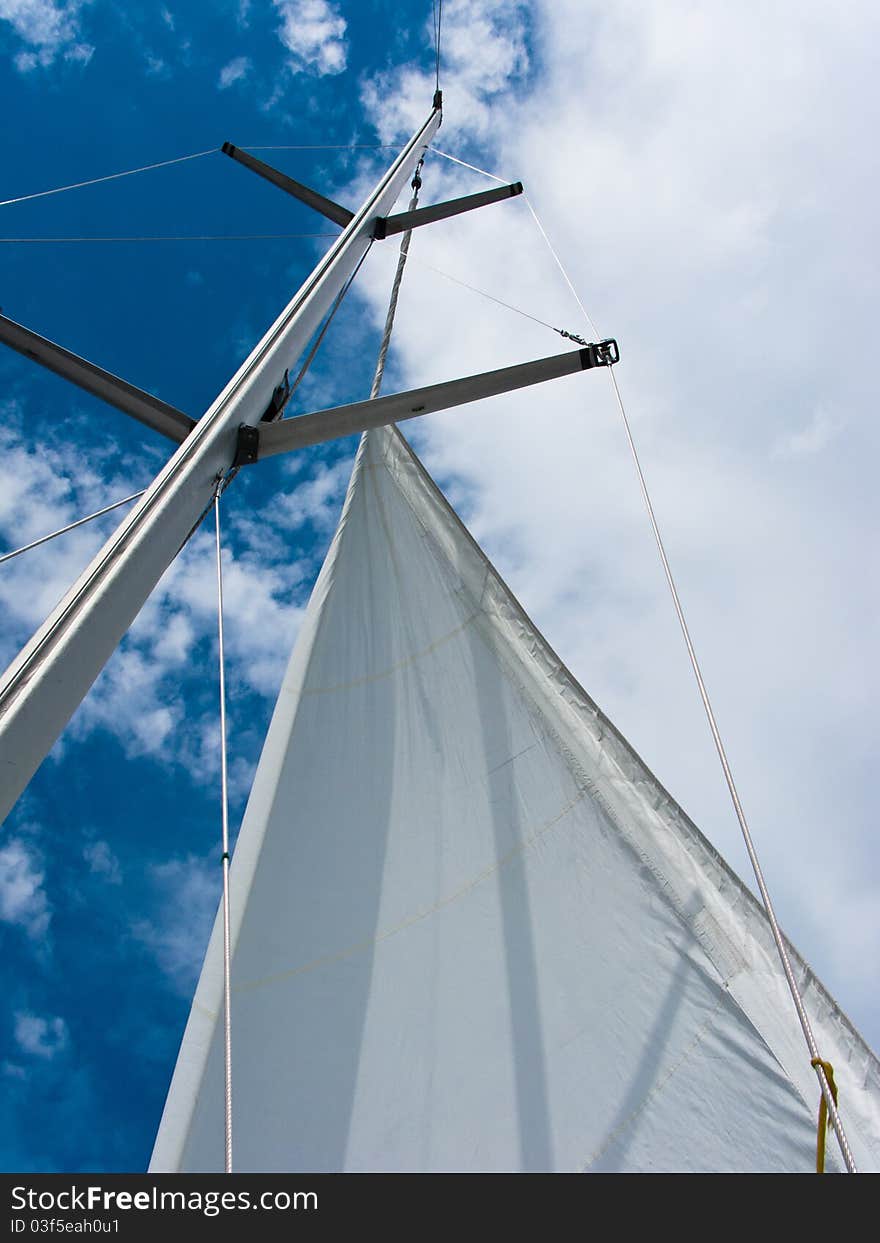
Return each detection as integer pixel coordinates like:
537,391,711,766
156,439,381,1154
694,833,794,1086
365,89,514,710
0,106,441,824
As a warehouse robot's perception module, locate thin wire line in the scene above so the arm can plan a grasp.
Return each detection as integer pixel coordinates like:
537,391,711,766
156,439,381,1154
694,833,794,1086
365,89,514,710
213,484,233,1176
428,146,509,185
289,242,374,400
522,194,602,341
0,233,338,244
0,149,216,209
240,144,399,151
432,0,443,92
400,251,562,334
603,367,857,1173
0,233,339,244
371,158,424,397
429,145,604,340
0,491,145,565
519,188,857,1171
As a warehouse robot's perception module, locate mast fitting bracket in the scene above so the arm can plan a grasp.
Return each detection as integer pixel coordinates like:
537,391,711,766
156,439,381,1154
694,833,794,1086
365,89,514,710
233,423,260,468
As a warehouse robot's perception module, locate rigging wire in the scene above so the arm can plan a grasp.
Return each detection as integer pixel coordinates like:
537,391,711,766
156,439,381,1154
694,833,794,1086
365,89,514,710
432,1,443,93
240,144,399,151
371,157,425,397
0,149,217,210
0,490,146,565
390,249,562,335
289,242,374,401
0,233,338,244
429,146,508,184
519,190,858,1173
426,140,859,1174
522,194,602,341
213,478,234,1176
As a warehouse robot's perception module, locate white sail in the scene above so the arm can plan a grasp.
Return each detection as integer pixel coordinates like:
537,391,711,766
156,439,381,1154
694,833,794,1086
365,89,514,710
151,425,880,1173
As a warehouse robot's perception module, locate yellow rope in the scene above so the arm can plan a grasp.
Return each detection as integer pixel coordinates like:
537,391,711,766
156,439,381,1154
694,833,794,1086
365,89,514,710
811,1058,838,1173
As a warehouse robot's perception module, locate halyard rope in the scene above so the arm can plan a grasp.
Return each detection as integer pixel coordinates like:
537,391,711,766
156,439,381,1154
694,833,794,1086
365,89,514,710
370,157,425,398
811,1058,839,1173
213,477,234,1175
429,146,858,1173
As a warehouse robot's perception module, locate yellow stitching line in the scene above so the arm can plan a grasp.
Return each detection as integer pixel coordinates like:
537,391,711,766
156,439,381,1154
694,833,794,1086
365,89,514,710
577,988,729,1172
233,786,588,996
301,610,480,694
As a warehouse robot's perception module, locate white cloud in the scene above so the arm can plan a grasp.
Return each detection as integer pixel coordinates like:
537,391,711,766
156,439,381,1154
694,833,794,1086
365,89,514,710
0,0,93,71
275,457,352,532
0,838,50,939
0,411,339,782
133,855,218,994
144,53,168,78
361,0,529,143
272,0,347,77
83,839,122,885
773,405,844,458
218,54,250,90
14,1011,68,1059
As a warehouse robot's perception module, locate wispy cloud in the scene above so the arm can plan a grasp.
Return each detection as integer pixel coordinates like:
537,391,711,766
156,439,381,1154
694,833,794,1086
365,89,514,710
0,0,94,72
276,457,352,532
272,0,347,77
144,52,169,78
0,838,50,939
133,855,218,995
773,405,844,458
361,0,529,143
14,1012,69,1059
83,840,122,886
0,411,348,783
218,54,250,90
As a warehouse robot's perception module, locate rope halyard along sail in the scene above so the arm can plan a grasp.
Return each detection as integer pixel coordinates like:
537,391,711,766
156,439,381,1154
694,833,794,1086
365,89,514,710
420,141,860,1174
812,1059,839,1174
371,157,425,398
213,474,234,1175
524,193,857,1174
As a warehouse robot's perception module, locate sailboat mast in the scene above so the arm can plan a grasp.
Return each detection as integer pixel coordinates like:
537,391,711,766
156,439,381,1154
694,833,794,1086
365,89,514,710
0,106,441,826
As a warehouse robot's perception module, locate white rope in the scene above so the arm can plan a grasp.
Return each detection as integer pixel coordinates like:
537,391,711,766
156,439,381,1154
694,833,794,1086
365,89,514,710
426,149,602,341
391,249,561,335
521,195,602,342
519,194,857,1171
370,159,425,398
0,149,216,210
0,490,145,565
213,481,233,1175
428,146,508,184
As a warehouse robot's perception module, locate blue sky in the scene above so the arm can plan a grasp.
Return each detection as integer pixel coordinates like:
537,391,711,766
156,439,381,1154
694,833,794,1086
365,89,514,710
1,0,878,1172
